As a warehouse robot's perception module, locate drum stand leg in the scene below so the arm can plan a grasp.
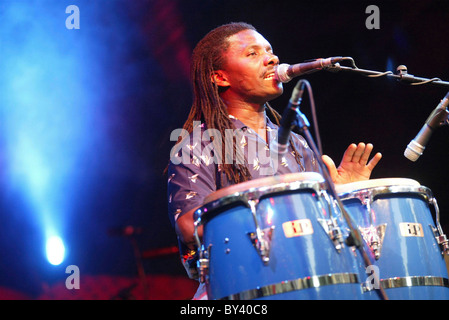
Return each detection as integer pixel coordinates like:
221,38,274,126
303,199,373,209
193,218,210,284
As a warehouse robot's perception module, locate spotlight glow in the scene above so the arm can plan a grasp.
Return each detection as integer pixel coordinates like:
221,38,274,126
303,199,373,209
1,1,109,267
46,236,65,266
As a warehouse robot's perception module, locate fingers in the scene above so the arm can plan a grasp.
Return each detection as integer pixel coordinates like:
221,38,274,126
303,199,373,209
321,155,337,181
344,142,378,165
341,143,358,163
351,143,366,164
367,152,382,170
359,143,373,164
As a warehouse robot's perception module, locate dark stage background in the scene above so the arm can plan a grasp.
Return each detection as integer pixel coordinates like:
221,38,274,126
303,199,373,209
1,0,449,299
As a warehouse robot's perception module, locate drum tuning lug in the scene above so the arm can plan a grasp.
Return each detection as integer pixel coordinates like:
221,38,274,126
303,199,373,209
198,258,209,283
246,198,274,265
428,197,449,255
331,228,344,252
247,226,275,265
359,224,386,260
430,225,449,255
318,218,344,252
371,241,381,260
197,245,210,284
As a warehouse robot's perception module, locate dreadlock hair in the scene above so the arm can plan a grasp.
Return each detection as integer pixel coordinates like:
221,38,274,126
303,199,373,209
173,22,304,184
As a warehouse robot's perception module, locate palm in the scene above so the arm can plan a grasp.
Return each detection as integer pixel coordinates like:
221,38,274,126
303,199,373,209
322,143,382,185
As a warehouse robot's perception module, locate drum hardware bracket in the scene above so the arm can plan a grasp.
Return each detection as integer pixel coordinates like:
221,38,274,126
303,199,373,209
427,196,449,255
247,226,275,265
430,225,449,255
317,218,344,252
346,190,387,259
193,217,211,284
197,244,211,284
359,224,387,260
246,199,275,265
317,191,344,252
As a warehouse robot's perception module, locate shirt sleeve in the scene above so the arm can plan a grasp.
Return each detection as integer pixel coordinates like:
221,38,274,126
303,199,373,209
167,151,217,227
166,131,219,280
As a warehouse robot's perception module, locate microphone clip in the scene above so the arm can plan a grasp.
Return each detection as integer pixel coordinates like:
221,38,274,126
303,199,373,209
292,108,310,132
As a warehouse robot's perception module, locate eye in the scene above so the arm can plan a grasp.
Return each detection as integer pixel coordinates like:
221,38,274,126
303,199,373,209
247,51,257,57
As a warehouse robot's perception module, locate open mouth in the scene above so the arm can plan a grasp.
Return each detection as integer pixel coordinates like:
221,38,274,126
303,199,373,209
264,73,275,80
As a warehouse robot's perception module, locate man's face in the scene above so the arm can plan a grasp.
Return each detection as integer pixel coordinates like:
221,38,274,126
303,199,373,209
217,29,283,105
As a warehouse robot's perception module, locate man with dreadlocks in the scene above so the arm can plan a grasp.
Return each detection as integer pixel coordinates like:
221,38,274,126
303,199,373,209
167,22,382,299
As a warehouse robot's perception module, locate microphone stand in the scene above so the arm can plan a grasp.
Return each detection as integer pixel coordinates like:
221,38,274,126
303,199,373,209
325,62,449,88
292,80,389,300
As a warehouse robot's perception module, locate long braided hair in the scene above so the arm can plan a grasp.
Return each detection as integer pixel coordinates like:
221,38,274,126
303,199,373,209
174,22,303,184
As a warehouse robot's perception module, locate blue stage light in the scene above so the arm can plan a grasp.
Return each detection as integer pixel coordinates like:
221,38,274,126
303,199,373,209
46,236,66,266
0,1,105,267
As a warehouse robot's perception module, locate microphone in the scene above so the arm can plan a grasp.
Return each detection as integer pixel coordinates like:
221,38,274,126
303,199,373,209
272,80,307,154
275,57,344,83
404,91,449,161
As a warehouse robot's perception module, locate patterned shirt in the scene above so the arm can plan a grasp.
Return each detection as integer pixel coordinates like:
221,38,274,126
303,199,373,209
167,115,320,278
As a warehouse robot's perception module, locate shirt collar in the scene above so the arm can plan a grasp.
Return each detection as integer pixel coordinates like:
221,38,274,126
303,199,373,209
228,114,278,132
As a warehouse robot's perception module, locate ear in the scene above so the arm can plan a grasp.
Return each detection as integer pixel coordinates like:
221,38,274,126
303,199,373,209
211,70,230,87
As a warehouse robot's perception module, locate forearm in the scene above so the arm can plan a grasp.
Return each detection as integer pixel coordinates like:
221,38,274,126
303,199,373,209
175,206,203,249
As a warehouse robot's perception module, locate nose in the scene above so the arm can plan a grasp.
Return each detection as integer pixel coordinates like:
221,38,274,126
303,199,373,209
265,53,279,66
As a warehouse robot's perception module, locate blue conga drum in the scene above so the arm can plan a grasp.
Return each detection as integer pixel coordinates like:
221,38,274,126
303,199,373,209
336,178,449,300
194,172,370,300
